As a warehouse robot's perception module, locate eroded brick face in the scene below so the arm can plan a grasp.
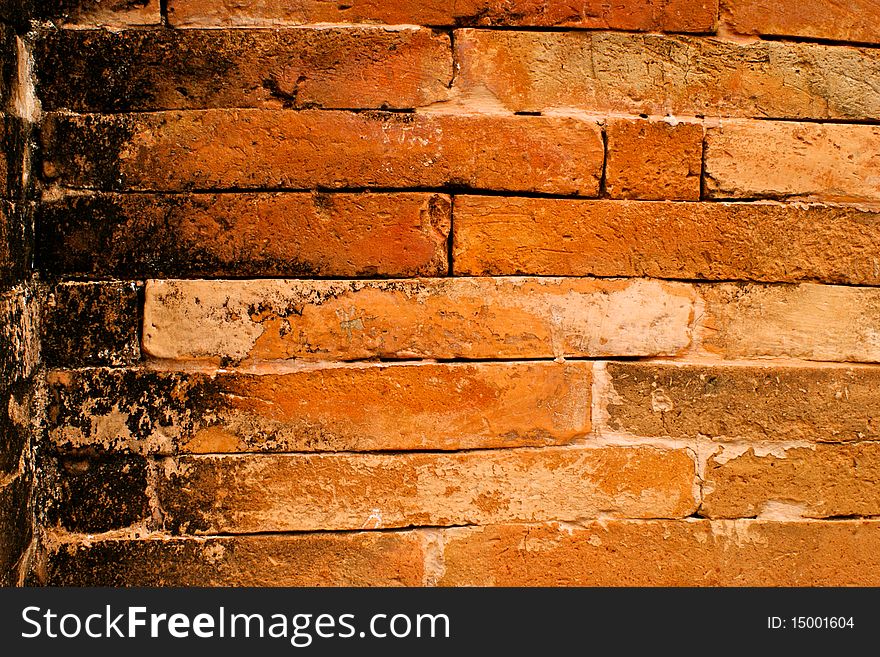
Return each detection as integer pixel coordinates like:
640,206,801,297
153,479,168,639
9,0,880,589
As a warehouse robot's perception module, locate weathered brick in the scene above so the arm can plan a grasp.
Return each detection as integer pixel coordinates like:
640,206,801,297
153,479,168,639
38,192,450,278
603,361,880,443
43,281,141,367
698,283,880,362
43,532,425,586
706,120,880,202
703,443,880,519
41,110,604,194
34,0,162,26
45,454,150,533
438,520,880,586
159,447,697,533
605,119,703,201
0,201,33,287
47,362,591,454
143,278,695,361
0,472,31,586
0,285,39,389
35,27,452,112
0,379,38,476
169,0,718,31
455,30,880,119
722,0,880,45
453,197,880,284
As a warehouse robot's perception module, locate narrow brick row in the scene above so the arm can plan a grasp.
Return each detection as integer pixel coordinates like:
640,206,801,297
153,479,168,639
158,447,698,533
142,278,695,361
721,0,880,45
438,520,880,585
35,28,453,112
453,197,880,284
705,120,880,202
601,361,880,442
455,30,880,119
42,531,426,586
32,0,162,27
47,362,592,454
702,443,880,519
698,283,880,362
41,110,604,194
38,192,451,278
167,0,719,32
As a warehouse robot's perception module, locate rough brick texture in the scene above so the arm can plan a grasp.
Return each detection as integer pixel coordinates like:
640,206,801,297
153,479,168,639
721,0,880,44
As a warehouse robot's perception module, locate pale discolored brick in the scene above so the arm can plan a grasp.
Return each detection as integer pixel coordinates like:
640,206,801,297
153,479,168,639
41,110,604,194
455,30,880,120
605,119,703,201
698,283,880,362
35,27,452,112
721,0,880,45
438,520,880,586
47,362,592,454
38,192,451,278
168,0,718,32
703,443,880,519
43,531,425,586
453,197,880,284
705,120,880,202
603,361,880,443
142,278,696,362
158,447,698,533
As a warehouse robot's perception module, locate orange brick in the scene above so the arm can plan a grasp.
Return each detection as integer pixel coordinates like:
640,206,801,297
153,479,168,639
41,110,604,194
705,120,880,203
48,362,592,454
703,443,880,519
602,361,880,443
722,0,880,45
605,119,702,200
142,278,696,362
36,27,452,112
158,447,698,533
438,520,880,585
453,197,880,283
168,0,718,32
455,30,880,119
44,532,425,586
697,283,880,362
40,192,450,278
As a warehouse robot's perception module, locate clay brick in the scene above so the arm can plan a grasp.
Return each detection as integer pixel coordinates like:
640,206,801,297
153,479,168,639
168,0,718,32
455,30,880,120
0,472,31,586
706,120,880,203
45,454,150,533
603,361,880,443
722,0,880,45
142,278,695,361
43,532,425,586
0,201,33,287
38,192,450,278
158,447,697,533
438,520,880,586
35,27,452,112
703,443,880,519
47,362,592,454
0,285,39,390
43,281,141,367
0,379,38,476
41,110,604,194
453,197,880,284
605,119,702,201
34,0,162,26
698,283,880,362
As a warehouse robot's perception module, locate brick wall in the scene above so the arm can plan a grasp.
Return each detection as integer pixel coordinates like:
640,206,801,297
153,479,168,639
5,0,880,585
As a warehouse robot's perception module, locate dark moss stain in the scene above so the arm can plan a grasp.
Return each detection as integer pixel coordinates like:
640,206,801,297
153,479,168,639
42,281,141,367
40,113,134,190
43,453,150,532
34,0,149,22
0,201,34,289
0,472,32,586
